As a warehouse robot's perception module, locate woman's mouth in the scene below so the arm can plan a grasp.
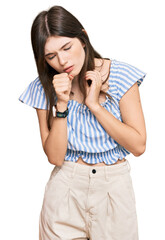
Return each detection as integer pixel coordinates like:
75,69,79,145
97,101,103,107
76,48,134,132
64,65,74,73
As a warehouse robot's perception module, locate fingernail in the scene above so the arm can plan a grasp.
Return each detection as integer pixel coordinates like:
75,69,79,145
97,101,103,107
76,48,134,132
69,75,73,80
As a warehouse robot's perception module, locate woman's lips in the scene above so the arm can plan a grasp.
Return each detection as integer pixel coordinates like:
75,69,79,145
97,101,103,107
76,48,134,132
64,65,74,73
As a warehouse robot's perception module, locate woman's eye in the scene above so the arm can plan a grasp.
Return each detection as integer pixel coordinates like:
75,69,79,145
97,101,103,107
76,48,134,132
47,46,71,60
48,55,55,60
64,46,71,51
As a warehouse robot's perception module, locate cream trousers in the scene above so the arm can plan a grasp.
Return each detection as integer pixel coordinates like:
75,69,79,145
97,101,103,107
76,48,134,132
39,160,139,240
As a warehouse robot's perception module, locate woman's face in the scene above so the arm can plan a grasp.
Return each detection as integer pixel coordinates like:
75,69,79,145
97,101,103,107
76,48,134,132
44,36,85,77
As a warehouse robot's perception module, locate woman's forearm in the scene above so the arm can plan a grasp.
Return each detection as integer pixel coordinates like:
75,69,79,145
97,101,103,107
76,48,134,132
90,104,146,156
44,102,68,166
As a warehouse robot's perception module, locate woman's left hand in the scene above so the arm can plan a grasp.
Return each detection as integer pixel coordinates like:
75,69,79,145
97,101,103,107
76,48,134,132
84,70,102,109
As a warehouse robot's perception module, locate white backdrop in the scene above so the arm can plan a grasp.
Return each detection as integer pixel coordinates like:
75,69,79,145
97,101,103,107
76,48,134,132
0,0,165,239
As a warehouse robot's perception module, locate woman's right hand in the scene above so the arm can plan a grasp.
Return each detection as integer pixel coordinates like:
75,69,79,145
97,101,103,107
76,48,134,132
52,73,74,106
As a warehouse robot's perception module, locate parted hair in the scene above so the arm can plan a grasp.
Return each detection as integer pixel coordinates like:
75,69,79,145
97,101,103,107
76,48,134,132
31,5,110,130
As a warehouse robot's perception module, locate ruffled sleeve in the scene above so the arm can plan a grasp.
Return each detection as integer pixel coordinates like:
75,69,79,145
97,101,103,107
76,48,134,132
112,60,146,102
18,77,48,109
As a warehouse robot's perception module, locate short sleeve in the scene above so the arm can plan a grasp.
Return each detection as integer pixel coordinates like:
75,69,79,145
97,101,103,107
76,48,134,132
114,60,146,101
18,77,48,109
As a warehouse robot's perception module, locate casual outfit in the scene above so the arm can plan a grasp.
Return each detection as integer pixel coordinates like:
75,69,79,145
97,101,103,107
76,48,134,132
19,59,146,240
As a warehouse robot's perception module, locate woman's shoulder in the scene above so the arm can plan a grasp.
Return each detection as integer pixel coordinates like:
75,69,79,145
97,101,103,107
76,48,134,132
18,77,48,109
94,57,145,82
107,59,146,101
110,59,146,80
30,77,45,93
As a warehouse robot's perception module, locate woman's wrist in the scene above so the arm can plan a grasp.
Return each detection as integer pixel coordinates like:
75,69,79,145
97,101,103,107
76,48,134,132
87,103,101,113
56,101,68,112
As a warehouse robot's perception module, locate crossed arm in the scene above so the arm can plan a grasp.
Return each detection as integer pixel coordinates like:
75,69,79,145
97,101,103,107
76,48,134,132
89,82,146,156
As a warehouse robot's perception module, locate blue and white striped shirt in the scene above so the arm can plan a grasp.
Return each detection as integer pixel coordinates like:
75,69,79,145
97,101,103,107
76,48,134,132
19,59,146,165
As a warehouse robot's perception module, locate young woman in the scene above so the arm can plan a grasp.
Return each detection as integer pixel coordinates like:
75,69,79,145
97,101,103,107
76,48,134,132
19,5,146,240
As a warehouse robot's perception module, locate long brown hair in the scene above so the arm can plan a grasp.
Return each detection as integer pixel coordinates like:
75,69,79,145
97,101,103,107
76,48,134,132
31,6,110,130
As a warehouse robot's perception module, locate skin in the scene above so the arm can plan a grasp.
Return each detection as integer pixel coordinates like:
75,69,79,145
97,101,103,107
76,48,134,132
36,35,146,166
45,36,85,80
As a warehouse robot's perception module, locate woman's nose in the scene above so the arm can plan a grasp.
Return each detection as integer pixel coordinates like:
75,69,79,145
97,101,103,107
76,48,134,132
58,53,67,66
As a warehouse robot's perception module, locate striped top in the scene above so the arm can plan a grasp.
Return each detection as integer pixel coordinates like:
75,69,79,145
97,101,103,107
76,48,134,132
19,59,146,165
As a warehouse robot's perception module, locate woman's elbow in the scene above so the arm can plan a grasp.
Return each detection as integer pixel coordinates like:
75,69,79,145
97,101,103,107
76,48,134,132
132,132,147,157
133,142,146,157
47,156,64,166
43,145,65,166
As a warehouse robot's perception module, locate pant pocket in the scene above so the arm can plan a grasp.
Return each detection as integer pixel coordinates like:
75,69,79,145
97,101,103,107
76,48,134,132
120,171,136,205
107,172,137,216
42,170,71,219
127,173,136,204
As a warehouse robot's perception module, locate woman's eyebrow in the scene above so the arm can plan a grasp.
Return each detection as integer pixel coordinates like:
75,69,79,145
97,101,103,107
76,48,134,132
45,41,71,56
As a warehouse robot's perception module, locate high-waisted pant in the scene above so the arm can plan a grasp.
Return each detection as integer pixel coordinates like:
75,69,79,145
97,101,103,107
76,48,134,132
39,160,139,240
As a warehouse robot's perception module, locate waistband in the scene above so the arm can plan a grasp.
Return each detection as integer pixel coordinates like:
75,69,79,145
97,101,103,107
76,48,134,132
54,159,131,179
